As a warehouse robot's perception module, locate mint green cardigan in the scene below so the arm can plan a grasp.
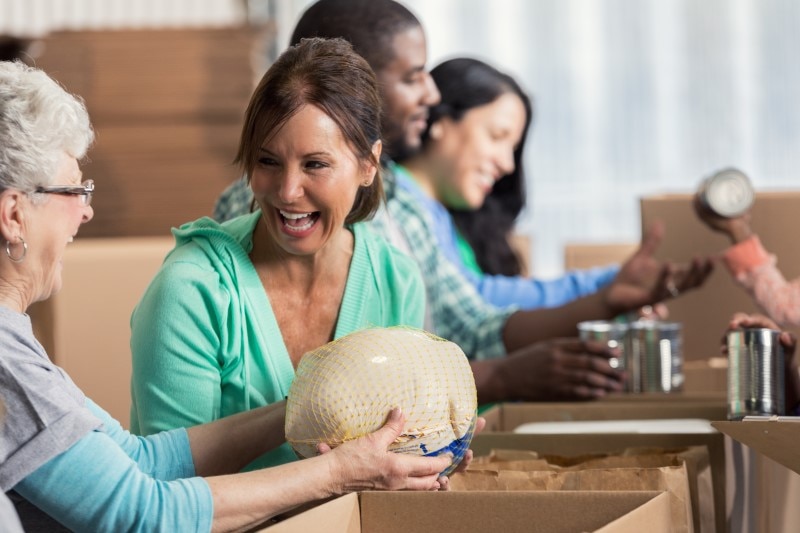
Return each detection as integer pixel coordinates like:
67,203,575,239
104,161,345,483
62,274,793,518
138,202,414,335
129,212,425,470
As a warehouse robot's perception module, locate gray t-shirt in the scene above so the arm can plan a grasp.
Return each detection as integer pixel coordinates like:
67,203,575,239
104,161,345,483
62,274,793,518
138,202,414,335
0,305,102,491
0,488,23,533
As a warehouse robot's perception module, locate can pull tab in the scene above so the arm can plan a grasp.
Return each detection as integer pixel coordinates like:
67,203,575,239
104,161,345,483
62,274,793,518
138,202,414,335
697,167,754,218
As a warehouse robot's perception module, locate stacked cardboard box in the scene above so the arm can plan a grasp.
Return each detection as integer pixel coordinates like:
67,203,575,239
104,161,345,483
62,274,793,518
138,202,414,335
27,237,176,426
563,242,637,271
33,27,270,237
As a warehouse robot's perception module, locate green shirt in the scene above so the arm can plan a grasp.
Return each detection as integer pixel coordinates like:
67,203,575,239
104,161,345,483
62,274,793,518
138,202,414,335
455,231,483,276
129,212,425,470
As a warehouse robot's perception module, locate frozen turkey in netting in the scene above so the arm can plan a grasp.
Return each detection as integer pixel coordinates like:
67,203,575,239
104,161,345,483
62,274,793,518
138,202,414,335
285,327,477,475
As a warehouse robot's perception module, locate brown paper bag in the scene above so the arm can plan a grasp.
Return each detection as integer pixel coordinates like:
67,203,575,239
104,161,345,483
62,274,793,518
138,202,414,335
453,446,715,533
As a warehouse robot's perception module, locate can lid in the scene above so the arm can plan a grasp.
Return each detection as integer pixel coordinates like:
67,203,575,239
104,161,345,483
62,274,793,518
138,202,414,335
577,320,628,333
702,168,754,217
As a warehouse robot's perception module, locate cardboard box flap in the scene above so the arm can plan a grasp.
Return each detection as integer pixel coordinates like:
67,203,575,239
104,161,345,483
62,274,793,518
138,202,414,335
712,419,800,474
596,492,672,533
482,402,727,433
264,493,360,533
261,491,671,533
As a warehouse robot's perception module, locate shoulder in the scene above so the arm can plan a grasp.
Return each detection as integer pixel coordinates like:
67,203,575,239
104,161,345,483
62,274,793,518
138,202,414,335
355,223,421,278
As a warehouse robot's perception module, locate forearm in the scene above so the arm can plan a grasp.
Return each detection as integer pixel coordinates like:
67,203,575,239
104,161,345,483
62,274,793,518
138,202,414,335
188,401,287,477
470,359,506,404
207,453,337,533
502,290,613,352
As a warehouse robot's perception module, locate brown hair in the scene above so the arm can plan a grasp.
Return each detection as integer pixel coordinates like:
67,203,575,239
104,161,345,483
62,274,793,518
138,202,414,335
235,37,384,223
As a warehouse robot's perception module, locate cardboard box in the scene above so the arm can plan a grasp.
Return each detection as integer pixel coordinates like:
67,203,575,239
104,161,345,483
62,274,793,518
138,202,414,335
683,359,727,395
28,236,174,427
712,419,800,475
640,191,800,361
33,28,269,238
713,419,800,533
35,29,264,122
480,401,727,432
564,242,638,271
261,491,672,533
476,402,727,533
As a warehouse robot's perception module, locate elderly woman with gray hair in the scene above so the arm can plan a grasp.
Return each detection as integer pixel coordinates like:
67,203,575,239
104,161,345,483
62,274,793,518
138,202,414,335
0,58,454,532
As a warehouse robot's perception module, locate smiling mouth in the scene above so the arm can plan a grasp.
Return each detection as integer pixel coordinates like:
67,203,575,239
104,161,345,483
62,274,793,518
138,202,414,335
279,209,320,233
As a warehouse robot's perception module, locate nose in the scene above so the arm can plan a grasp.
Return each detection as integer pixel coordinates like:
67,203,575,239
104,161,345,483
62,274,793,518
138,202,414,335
422,71,440,107
277,168,305,204
82,204,94,223
497,148,516,177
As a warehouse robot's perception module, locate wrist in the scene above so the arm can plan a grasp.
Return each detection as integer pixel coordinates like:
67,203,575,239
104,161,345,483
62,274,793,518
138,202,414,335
320,451,345,497
728,220,753,244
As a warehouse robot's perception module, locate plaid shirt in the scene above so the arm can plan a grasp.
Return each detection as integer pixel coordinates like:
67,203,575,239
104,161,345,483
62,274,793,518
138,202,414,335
212,166,512,359
213,177,254,222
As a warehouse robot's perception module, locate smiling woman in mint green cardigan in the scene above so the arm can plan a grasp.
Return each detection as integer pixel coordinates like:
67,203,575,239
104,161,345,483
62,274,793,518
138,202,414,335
129,36,425,471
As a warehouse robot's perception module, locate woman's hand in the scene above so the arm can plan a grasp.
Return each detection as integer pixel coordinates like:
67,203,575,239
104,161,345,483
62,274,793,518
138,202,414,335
319,408,451,494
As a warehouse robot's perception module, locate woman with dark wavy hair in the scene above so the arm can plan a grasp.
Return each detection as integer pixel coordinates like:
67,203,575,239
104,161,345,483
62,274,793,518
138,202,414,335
397,57,620,310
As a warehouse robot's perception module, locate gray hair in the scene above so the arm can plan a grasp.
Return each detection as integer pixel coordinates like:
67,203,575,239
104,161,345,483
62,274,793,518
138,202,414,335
0,61,94,194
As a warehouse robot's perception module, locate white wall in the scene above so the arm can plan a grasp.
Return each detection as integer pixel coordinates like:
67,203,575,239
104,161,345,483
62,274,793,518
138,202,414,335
5,0,800,277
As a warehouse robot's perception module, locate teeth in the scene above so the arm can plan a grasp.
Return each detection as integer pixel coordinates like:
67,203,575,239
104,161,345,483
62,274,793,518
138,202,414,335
479,174,494,187
280,210,312,220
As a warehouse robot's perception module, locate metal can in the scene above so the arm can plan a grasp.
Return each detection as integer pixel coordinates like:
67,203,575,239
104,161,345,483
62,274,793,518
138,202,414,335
627,320,684,394
578,321,629,387
697,167,754,218
726,328,785,420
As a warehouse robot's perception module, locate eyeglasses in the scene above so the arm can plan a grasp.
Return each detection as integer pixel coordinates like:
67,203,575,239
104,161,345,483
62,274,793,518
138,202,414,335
35,179,94,206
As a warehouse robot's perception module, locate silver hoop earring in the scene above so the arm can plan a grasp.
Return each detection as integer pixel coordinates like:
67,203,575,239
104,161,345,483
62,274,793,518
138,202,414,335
6,237,27,263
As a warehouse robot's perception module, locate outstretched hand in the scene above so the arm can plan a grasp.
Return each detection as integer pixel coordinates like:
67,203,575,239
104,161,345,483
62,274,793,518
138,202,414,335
605,221,713,313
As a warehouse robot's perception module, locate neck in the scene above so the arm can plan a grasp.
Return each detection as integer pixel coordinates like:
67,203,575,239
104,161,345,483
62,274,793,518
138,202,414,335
0,279,29,314
249,221,354,292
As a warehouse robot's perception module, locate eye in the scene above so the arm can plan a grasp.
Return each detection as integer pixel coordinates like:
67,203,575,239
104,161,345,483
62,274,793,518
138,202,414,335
305,160,329,170
403,71,426,85
258,156,278,166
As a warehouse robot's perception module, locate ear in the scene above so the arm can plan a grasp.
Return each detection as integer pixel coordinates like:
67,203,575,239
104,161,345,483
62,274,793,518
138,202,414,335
0,190,25,243
361,140,382,187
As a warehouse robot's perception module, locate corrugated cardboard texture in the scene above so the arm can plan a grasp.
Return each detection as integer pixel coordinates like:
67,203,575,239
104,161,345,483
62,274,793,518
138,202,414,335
264,491,671,533
264,493,361,533
28,236,174,427
360,491,671,533
564,243,638,271
640,191,800,361
34,28,269,237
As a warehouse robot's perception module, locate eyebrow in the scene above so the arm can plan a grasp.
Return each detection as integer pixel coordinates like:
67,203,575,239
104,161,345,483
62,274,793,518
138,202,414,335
258,148,333,158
